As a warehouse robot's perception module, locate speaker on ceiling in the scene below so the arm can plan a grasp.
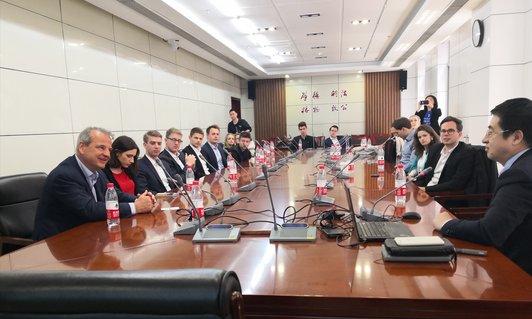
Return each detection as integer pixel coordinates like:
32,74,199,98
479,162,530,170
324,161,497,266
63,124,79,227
248,80,256,100
399,70,407,91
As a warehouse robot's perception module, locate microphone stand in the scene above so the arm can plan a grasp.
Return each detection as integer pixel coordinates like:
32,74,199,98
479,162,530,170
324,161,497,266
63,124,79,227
198,154,241,205
223,149,257,192
173,174,203,236
313,153,361,206
360,167,433,221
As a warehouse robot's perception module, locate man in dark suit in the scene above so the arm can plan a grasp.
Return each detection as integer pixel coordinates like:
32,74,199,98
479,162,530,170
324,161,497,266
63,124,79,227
230,131,253,163
434,98,532,275
137,130,174,194
324,125,345,149
33,127,154,241
159,127,196,181
415,116,474,193
201,124,227,173
181,127,210,180
290,121,315,151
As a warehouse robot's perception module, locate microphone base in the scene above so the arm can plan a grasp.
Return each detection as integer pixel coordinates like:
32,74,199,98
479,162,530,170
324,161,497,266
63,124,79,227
313,195,335,206
192,226,241,243
360,206,389,222
255,174,266,180
331,165,341,171
173,220,200,236
325,159,336,165
269,224,317,242
267,165,280,172
237,182,256,192
336,173,350,179
204,202,224,216
222,194,241,206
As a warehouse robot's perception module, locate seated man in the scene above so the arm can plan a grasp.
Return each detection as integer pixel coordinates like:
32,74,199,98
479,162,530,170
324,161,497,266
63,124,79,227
181,127,210,180
33,127,154,241
137,130,175,193
434,98,532,275
158,127,196,181
230,131,253,163
201,124,228,173
290,121,315,151
392,117,416,172
324,125,345,149
415,116,474,193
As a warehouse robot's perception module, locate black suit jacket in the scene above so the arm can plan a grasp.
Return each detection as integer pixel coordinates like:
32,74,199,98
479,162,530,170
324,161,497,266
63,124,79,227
415,142,474,192
102,166,140,195
290,135,315,151
324,136,346,149
181,145,208,180
441,149,532,275
201,142,228,173
136,156,173,194
33,155,136,241
159,149,186,181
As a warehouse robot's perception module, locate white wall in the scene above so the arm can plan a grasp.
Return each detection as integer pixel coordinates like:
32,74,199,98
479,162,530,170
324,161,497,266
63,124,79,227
285,74,365,138
0,0,251,176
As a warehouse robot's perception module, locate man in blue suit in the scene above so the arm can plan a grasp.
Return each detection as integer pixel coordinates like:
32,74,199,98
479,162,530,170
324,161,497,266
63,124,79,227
137,130,175,194
201,124,228,173
33,127,154,241
434,98,532,275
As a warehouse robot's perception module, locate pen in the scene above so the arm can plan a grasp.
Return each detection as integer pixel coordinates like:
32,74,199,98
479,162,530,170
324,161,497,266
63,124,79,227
455,248,488,256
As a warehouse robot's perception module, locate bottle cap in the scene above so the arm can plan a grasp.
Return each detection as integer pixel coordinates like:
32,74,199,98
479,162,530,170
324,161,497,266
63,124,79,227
319,165,325,169
397,164,404,169
106,183,114,188
192,180,199,185
186,165,192,168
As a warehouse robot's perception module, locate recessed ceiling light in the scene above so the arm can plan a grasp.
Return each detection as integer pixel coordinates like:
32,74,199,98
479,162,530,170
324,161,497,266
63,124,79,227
209,0,243,17
232,17,257,34
271,56,282,64
357,70,363,73
299,13,320,18
279,51,293,56
306,32,324,36
348,47,362,51
351,19,370,25
257,27,277,32
285,74,290,78
311,46,326,49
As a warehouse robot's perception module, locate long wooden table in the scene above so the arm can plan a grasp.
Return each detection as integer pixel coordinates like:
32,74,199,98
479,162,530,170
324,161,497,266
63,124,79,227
1,150,531,319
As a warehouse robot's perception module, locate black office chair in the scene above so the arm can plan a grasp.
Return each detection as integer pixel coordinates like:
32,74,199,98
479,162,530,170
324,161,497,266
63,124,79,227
0,172,47,255
0,268,244,319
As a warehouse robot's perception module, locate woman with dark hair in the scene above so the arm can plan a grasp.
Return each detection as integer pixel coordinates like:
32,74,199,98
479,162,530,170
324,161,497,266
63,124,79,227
407,125,440,179
415,94,442,134
103,135,140,195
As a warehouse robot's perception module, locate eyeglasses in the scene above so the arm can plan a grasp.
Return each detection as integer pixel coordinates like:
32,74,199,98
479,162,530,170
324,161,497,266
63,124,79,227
168,138,183,143
440,129,457,135
484,129,509,138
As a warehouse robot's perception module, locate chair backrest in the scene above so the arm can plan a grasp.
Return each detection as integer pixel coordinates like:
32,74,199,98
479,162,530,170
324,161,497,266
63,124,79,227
465,145,498,194
0,268,244,319
0,172,47,243
314,136,325,148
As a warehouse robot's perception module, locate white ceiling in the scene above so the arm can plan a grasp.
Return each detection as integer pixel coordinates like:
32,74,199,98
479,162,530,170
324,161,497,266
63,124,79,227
86,0,484,79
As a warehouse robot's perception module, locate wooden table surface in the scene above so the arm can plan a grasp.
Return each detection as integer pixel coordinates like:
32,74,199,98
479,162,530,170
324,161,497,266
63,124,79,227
1,150,531,319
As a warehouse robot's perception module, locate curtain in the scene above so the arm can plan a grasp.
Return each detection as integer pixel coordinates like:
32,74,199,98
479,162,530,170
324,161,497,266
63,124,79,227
365,71,401,137
254,79,286,141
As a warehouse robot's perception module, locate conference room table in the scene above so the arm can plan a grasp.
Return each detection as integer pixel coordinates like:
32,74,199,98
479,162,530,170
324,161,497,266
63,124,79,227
1,150,531,319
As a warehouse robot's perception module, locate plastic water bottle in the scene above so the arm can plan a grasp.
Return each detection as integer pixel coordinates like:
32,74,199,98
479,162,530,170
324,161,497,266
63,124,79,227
256,146,264,164
377,146,385,172
316,165,327,196
394,164,407,207
345,137,350,149
190,180,204,219
185,165,194,191
269,141,276,165
367,138,372,146
334,143,341,160
377,172,385,190
105,183,120,229
361,137,367,148
298,139,303,151
228,155,237,179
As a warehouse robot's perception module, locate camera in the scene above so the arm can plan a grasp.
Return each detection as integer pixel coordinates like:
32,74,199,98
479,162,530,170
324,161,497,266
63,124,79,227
419,100,429,105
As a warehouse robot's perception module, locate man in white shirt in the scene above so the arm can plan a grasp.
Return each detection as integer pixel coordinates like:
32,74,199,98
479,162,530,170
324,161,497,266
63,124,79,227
137,130,174,193
415,116,474,193
181,127,210,179
324,125,345,149
159,127,196,180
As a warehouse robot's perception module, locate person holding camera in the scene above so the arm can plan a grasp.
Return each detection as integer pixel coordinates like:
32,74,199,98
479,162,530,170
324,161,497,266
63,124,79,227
415,95,442,134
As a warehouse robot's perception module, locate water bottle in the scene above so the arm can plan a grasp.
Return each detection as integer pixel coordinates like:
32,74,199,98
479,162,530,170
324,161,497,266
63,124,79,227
105,183,120,229
264,143,272,167
185,165,194,191
394,164,407,207
228,155,237,179
316,165,327,196
298,139,303,151
345,137,350,149
377,146,385,172
190,180,204,219
256,146,264,164
334,143,341,160
377,172,385,190
269,141,276,165
361,137,367,148
367,137,372,146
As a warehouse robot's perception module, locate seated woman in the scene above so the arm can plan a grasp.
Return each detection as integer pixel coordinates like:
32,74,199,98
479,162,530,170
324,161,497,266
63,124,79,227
407,125,439,179
224,133,236,151
103,135,140,195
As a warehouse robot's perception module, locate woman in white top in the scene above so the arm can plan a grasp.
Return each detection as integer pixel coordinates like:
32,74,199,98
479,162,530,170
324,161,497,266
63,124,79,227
407,125,440,180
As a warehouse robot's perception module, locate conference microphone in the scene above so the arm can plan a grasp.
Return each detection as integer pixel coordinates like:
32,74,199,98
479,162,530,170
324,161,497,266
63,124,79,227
329,145,357,171
276,136,295,155
222,149,257,192
261,164,317,242
360,167,433,221
173,174,203,236
197,154,241,205
313,153,361,206
155,157,179,190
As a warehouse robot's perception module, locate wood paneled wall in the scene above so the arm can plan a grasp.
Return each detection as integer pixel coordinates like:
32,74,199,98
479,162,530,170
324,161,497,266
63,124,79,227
365,71,401,136
254,79,286,141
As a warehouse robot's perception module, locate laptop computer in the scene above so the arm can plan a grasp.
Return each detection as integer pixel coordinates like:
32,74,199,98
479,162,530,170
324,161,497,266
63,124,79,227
342,182,413,242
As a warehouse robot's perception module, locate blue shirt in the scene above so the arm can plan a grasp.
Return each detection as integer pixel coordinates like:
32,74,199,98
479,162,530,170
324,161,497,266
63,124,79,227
423,111,432,125
400,129,416,172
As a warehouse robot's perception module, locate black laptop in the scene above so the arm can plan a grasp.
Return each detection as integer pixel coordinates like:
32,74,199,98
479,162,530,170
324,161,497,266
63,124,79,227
342,182,413,242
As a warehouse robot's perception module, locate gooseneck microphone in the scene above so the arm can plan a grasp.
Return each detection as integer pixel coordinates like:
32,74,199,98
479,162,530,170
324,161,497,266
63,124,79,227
223,149,257,192
198,154,241,205
173,174,203,235
155,157,179,190
360,167,433,221
313,153,361,206
261,164,277,231
276,136,296,156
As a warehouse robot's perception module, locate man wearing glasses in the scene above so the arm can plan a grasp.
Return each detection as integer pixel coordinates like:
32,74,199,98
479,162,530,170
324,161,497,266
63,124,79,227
415,116,475,192
434,98,532,275
159,128,196,181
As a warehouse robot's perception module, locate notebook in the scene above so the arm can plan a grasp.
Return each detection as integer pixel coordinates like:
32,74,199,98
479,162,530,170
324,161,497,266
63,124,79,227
342,182,413,242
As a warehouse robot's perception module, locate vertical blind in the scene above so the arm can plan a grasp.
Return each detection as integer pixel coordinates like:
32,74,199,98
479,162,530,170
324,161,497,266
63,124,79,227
254,79,286,141
365,71,401,136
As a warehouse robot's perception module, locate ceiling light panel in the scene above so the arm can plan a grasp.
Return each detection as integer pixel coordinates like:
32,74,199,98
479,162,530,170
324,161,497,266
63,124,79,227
232,17,257,34
209,0,243,17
